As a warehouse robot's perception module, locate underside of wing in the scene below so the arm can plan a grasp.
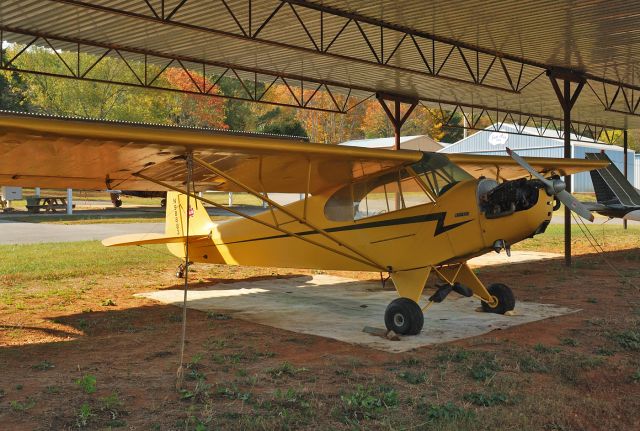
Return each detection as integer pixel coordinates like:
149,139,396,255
0,112,422,194
446,153,610,181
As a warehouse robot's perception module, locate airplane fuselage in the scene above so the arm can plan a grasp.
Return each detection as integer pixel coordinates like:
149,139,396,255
177,178,553,273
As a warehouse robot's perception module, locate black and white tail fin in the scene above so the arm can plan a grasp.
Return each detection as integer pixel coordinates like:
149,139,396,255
585,153,640,207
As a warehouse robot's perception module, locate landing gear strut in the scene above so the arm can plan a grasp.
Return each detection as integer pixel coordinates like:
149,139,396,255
384,298,424,335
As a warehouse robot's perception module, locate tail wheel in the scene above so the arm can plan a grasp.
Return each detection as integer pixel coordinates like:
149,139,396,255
481,283,515,314
176,264,185,279
160,198,167,208
384,298,424,335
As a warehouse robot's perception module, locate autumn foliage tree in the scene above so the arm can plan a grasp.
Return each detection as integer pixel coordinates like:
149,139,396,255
360,101,445,141
163,68,227,129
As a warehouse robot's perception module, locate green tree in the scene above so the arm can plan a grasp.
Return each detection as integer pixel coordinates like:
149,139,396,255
0,55,30,111
439,111,464,143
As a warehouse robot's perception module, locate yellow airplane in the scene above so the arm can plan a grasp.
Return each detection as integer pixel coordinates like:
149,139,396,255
0,113,608,335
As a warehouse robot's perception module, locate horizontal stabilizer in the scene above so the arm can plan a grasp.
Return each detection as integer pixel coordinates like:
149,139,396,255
102,233,209,247
624,210,640,222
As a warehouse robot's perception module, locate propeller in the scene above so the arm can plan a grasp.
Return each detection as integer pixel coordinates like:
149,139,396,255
505,147,594,222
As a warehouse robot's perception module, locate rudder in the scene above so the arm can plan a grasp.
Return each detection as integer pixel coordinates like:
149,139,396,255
165,192,213,237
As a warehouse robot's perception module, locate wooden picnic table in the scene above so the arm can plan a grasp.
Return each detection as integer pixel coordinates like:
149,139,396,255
26,196,75,213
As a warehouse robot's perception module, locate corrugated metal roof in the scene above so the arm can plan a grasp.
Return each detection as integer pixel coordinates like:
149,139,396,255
0,1,638,129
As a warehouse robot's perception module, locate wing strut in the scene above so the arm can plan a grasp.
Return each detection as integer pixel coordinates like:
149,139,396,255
192,156,387,271
133,171,387,272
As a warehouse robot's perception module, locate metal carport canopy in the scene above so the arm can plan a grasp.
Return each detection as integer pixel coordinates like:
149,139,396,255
1,0,639,129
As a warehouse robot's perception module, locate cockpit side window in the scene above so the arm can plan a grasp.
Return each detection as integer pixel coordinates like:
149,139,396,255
324,153,473,222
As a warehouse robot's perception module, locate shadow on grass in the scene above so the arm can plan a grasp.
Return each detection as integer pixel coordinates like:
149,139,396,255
0,324,79,339
2,248,639,354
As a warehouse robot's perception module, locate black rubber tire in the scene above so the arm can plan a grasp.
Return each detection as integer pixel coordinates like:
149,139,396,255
384,297,424,335
160,198,167,208
114,199,123,208
481,283,515,314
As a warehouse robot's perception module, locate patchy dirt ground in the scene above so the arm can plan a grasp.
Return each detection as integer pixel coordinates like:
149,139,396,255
2,245,640,430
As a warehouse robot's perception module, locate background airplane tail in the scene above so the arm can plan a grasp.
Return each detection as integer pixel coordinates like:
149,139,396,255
164,191,213,237
586,153,640,207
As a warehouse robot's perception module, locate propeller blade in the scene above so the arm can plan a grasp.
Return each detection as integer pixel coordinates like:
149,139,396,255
507,147,595,222
623,209,640,222
505,147,551,185
556,190,594,222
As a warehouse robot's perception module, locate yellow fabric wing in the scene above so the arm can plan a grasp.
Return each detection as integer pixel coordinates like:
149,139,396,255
0,112,421,194
446,153,610,180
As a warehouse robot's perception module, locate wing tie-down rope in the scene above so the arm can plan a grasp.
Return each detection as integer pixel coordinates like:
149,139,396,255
176,152,193,391
571,212,639,290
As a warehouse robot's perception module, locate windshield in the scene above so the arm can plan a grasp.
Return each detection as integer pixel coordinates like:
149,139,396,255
410,153,473,197
324,153,472,222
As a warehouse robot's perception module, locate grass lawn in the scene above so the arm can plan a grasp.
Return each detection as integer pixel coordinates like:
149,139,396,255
516,224,640,253
1,227,640,429
0,241,174,283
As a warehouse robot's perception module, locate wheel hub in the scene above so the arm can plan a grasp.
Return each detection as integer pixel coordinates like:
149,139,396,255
485,295,499,308
393,313,405,327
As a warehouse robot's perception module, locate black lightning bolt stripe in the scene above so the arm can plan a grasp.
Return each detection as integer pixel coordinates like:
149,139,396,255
222,212,472,245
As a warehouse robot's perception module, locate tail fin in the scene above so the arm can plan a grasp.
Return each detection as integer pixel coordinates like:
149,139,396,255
586,153,640,207
164,192,213,260
589,168,619,205
165,191,213,236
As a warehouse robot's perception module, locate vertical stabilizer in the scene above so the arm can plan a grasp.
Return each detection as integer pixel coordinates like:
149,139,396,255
165,192,213,259
586,153,640,206
165,192,213,237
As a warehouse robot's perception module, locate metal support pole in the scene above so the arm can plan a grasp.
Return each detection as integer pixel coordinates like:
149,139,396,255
34,187,40,197
228,192,233,207
563,80,571,267
548,70,585,267
394,100,401,150
624,129,628,230
375,92,418,151
66,188,73,215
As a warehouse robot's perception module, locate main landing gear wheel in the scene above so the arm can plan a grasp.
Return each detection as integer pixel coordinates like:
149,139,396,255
384,298,424,335
481,283,515,314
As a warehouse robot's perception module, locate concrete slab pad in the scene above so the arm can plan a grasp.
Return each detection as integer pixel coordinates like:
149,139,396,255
138,274,576,353
468,250,562,267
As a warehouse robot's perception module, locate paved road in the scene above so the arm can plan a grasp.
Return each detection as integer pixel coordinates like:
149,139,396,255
0,221,165,245
0,205,268,245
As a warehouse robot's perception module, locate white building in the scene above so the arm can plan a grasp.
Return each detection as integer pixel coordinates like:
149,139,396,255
438,124,634,193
